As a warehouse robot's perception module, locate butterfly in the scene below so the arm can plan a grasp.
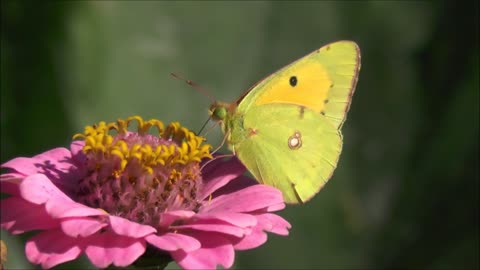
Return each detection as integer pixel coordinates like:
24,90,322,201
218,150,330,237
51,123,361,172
209,41,361,204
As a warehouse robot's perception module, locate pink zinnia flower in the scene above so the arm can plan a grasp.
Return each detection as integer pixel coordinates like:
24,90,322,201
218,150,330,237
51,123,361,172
0,116,290,269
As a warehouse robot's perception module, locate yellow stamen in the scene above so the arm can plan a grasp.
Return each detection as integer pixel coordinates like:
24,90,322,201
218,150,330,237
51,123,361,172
72,116,212,174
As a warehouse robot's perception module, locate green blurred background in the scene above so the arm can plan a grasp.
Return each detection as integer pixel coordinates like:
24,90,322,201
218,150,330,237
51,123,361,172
1,1,478,269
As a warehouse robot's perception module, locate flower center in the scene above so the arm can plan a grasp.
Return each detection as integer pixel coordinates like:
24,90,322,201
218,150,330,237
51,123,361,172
72,116,212,228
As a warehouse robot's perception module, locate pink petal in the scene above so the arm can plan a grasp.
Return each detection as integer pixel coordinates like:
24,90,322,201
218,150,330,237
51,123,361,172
25,230,82,269
173,223,246,237
199,157,246,200
0,173,22,196
45,201,106,219
2,147,82,192
229,213,291,250
19,174,73,204
85,231,146,268
212,175,257,197
1,148,68,174
146,233,200,252
171,232,234,270
194,212,257,228
61,217,107,237
0,172,24,181
265,202,287,212
232,229,267,250
201,185,284,213
1,197,59,234
70,140,87,165
109,216,156,238
159,210,196,228
255,213,291,235
18,173,106,218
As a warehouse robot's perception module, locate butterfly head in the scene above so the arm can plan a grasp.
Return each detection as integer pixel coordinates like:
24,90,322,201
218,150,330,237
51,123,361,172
209,102,233,122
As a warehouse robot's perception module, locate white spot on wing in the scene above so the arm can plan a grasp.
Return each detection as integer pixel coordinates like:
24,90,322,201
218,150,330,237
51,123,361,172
288,131,302,150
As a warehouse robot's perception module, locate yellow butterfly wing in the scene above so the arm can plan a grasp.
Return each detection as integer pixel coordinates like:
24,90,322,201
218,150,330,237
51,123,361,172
233,104,342,203
237,40,360,129
218,40,360,203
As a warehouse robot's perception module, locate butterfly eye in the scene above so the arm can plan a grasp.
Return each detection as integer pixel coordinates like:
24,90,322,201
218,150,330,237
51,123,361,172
213,107,227,120
289,76,297,87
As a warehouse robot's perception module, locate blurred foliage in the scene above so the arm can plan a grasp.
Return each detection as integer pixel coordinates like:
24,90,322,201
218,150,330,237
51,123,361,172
1,1,478,269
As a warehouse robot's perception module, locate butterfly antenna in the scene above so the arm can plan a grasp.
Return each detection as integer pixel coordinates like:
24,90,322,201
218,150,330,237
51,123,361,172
201,153,235,171
202,120,221,138
197,116,212,136
171,72,215,103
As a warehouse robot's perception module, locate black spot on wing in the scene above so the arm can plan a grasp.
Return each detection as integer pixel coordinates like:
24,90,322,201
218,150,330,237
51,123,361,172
289,76,298,87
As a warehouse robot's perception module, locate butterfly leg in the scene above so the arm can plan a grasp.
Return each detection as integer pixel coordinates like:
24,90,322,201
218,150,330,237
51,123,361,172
211,128,231,155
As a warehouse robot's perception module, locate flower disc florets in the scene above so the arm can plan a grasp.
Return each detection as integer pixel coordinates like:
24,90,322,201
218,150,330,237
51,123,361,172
72,116,212,228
